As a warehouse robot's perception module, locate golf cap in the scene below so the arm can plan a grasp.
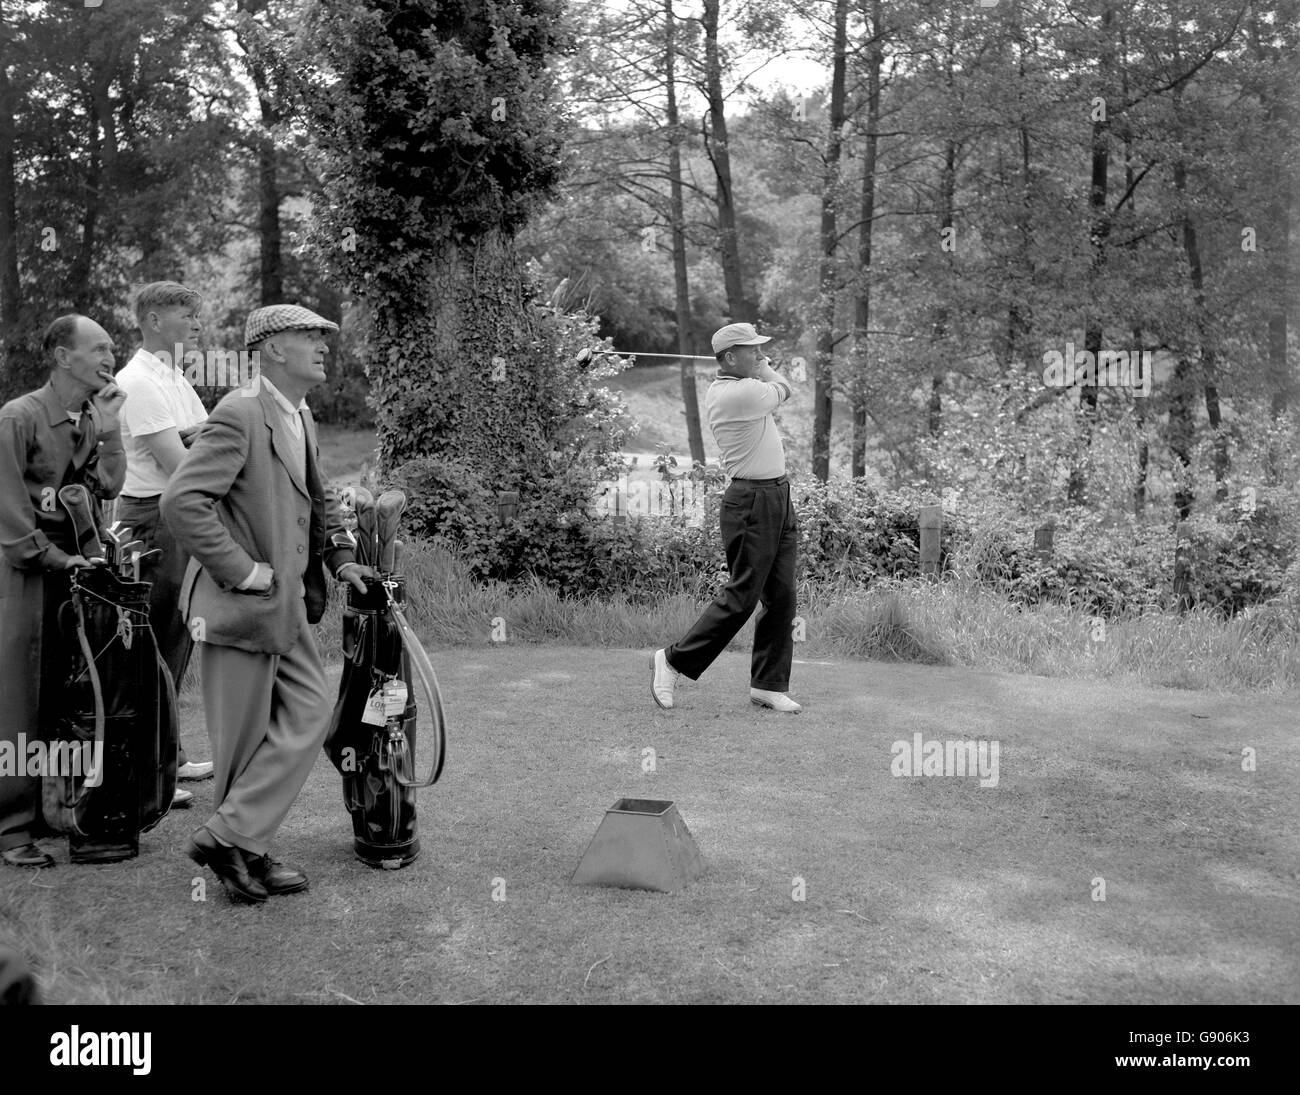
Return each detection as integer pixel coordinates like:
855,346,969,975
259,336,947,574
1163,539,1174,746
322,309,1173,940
245,304,339,348
712,322,772,354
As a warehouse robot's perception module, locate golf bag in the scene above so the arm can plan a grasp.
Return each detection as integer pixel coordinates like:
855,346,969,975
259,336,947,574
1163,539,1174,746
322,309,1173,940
42,566,179,863
325,575,424,868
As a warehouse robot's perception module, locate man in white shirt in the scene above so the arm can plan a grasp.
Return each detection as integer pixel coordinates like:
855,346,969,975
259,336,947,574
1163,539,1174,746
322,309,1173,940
651,323,802,713
115,282,213,789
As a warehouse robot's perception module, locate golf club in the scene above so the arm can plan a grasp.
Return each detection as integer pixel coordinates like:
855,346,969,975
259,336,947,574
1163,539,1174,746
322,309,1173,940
381,582,445,788
130,548,160,583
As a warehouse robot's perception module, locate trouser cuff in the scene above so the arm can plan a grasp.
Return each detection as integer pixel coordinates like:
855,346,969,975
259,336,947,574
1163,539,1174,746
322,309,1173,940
204,816,268,858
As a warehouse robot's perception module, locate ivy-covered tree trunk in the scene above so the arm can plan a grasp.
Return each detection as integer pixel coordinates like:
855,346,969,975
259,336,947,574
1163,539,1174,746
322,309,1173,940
369,230,549,478
298,0,569,487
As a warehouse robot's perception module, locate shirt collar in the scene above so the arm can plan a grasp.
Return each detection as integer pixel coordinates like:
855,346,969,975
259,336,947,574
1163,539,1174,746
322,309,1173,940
259,375,306,416
37,380,86,427
130,346,184,375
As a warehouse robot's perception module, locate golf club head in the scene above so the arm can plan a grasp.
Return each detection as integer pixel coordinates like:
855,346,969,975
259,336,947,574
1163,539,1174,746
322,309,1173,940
375,489,407,574
131,547,160,581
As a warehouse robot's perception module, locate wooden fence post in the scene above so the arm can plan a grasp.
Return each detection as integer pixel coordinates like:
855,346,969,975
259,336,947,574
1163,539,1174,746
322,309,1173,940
919,504,942,579
1034,519,1055,561
1172,520,1193,613
496,490,519,526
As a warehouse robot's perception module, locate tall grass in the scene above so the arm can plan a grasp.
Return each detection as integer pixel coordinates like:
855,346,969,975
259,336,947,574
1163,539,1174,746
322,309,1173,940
279,538,1300,696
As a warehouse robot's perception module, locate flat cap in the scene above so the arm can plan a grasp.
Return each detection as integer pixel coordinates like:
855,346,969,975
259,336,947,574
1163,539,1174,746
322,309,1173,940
245,304,339,348
711,322,772,354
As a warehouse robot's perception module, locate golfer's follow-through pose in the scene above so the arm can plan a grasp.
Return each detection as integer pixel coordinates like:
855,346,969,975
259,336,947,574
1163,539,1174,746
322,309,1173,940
651,323,801,714
162,305,376,903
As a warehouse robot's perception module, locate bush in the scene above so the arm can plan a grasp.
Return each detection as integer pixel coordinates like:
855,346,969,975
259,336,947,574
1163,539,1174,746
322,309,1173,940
387,462,1297,619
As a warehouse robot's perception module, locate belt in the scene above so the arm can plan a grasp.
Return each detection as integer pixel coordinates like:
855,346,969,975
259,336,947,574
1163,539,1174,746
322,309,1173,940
728,475,788,486
118,494,161,503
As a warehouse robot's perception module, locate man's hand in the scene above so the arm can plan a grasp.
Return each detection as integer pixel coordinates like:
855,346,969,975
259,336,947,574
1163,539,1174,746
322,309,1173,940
246,561,274,592
758,360,792,395
178,424,201,448
337,562,379,594
91,375,127,435
62,555,98,570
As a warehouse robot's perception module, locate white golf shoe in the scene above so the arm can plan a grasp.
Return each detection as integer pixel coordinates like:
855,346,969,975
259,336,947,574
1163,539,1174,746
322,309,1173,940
650,649,679,709
750,689,802,713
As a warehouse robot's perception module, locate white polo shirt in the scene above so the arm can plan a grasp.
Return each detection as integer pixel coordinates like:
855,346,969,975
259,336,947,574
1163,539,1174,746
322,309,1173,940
705,373,791,480
116,347,208,498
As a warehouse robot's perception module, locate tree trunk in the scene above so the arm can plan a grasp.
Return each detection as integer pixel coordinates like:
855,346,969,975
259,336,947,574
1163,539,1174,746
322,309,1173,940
1168,354,1196,521
701,0,752,325
1066,4,1115,507
0,38,20,383
849,0,882,480
928,137,955,443
258,136,283,304
1174,152,1228,500
373,231,546,481
65,97,101,309
1133,328,1148,516
242,37,284,305
813,0,849,483
665,0,704,464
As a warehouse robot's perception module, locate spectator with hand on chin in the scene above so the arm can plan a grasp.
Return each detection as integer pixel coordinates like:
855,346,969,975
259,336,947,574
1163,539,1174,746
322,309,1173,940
0,315,127,868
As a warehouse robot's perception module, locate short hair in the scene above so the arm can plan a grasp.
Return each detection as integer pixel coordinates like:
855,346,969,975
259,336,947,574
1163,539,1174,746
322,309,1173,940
42,314,85,356
715,350,729,364
134,281,202,326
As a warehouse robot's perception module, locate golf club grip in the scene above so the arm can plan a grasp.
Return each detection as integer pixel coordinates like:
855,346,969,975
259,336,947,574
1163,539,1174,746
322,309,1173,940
386,600,445,787
58,485,104,560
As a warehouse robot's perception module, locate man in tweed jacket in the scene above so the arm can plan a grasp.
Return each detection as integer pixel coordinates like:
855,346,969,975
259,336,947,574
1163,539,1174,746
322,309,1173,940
162,304,375,903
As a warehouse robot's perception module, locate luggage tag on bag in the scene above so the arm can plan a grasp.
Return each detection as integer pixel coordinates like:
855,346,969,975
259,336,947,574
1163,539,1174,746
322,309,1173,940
116,607,133,650
361,679,408,725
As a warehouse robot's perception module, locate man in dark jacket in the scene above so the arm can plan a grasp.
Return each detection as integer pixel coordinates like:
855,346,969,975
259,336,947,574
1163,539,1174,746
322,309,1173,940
0,315,127,868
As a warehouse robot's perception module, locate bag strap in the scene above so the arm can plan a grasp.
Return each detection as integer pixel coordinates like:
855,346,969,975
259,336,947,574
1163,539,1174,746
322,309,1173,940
381,581,445,788
66,584,107,810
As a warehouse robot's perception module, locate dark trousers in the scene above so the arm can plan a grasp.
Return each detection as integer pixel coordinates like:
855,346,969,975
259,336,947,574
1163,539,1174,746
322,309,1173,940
114,496,193,767
667,477,797,692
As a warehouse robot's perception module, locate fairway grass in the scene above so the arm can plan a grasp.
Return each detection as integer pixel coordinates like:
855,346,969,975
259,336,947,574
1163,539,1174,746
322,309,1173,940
2,646,1296,1004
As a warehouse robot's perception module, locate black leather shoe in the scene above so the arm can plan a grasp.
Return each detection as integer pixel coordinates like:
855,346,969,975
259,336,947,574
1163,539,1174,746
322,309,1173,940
184,828,268,904
246,854,309,896
1,843,54,869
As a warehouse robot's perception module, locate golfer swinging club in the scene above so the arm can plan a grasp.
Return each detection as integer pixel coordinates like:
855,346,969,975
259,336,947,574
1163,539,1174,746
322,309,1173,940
651,323,801,713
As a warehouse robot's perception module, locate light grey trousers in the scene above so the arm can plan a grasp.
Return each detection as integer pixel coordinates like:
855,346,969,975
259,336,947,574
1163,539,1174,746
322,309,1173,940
198,602,330,856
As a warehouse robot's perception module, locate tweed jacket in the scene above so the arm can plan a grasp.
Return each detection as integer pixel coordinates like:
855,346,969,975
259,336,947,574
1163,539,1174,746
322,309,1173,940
161,381,355,654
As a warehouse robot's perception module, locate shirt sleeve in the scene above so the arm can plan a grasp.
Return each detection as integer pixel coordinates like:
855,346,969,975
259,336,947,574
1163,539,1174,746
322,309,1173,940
119,373,180,436
716,377,789,422
0,412,70,571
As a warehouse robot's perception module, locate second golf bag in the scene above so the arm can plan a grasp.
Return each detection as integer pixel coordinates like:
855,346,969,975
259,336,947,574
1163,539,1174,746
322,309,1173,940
325,573,422,867
41,564,179,863
325,488,445,869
